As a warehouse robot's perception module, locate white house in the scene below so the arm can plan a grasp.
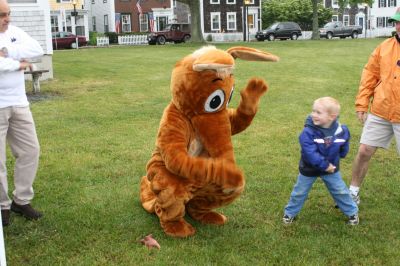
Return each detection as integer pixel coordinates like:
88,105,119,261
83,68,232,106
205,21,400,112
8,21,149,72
10,0,53,79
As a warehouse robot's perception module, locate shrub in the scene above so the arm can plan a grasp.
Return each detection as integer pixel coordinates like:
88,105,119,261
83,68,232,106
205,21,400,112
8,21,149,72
89,31,97,46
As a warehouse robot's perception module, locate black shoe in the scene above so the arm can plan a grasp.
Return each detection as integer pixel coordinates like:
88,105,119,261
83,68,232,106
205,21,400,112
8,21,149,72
1,210,10,226
11,202,43,220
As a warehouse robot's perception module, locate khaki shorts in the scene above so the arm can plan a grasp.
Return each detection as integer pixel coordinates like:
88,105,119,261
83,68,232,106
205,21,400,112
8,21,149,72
360,113,400,154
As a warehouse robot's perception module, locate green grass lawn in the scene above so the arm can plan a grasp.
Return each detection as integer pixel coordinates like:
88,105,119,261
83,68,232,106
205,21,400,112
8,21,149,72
4,38,400,265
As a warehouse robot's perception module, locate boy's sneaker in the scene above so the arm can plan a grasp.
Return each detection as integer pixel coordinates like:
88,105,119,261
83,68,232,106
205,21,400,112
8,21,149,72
351,191,360,205
347,214,359,225
282,214,295,224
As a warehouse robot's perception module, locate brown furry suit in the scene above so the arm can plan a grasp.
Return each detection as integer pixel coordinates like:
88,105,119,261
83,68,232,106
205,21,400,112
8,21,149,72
140,46,279,237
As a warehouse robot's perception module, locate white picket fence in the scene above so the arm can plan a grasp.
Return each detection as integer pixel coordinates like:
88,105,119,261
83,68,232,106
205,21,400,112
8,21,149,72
96,37,109,46
118,35,148,45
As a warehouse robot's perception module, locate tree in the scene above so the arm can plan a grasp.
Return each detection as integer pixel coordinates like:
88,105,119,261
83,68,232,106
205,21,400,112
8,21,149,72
177,0,204,43
311,0,320,40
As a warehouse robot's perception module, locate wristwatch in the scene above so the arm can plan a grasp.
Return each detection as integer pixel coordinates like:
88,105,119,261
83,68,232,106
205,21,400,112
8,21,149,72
1,47,8,57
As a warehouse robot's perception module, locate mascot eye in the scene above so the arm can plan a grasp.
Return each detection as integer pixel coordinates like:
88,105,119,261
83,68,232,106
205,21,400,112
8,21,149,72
204,89,225,113
227,85,234,106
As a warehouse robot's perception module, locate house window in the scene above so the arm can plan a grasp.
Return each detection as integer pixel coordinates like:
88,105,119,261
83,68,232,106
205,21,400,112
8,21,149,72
332,0,339,7
247,13,255,29
389,0,395,6
50,15,59,32
91,0,95,4
377,17,384,28
104,14,109,32
121,14,131,32
332,15,338,22
227,0,235,3
210,0,220,4
210,12,221,31
379,0,386,7
343,15,349,26
139,14,148,32
227,12,236,30
92,16,96,31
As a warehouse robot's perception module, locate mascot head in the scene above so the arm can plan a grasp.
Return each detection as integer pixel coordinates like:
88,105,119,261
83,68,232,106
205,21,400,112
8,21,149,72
170,46,279,117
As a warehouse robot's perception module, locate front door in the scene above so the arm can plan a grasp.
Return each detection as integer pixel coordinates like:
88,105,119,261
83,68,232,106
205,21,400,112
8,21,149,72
157,16,168,32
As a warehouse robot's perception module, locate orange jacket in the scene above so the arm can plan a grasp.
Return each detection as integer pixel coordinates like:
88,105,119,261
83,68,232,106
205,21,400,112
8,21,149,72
356,37,400,122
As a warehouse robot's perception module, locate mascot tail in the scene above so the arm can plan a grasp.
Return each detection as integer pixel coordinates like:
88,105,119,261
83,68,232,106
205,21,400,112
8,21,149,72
140,176,156,213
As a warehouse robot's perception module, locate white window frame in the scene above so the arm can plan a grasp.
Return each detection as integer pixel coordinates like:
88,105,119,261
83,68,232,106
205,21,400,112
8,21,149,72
210,12,221,31
332,15,339,22
389,0,395,7
343,15,349,26
210,0,220,4
227,0,235,3
332,0,339,8
227,12,236,30
379,0,385,7
139,13,148,32
121,14,131,32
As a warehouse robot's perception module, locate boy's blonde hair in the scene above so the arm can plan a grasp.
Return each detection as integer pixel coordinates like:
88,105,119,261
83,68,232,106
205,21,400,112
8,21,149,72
314,97,340,115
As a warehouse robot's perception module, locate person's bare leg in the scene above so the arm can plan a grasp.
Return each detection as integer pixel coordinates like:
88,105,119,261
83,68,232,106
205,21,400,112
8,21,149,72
351,144,377,187
350,144,377,204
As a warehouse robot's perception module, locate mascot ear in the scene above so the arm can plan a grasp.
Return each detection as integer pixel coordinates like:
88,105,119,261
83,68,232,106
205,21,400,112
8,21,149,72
227,46,279,62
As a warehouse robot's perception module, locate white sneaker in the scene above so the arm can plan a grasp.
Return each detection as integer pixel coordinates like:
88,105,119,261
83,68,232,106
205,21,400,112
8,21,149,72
282,214,295,224
351,191,360,205
347,214,359,225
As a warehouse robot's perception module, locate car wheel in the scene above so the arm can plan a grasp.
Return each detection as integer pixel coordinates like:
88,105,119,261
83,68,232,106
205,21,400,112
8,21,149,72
183,35,191,43
291,33,298,40
157,36,166,45
70,42,77,49
351,31,358,39
268,34,275,41
326,32,333,39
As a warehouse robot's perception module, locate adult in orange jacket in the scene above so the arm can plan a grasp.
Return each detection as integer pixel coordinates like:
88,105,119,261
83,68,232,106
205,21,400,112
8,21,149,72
350,8,400,204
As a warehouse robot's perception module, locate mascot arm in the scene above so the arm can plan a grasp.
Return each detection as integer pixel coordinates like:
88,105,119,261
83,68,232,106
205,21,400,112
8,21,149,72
229,78,268,135
157,108,243,190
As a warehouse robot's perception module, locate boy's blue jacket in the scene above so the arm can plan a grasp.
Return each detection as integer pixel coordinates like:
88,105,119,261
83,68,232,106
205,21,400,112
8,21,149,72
299,116,350,177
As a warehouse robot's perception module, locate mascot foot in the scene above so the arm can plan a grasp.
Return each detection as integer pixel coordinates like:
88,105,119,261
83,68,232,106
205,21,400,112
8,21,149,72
162,219,196,238
190,211,227,225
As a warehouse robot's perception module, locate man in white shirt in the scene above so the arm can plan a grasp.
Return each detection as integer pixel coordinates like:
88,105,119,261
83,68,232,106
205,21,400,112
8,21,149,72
0,0,44,226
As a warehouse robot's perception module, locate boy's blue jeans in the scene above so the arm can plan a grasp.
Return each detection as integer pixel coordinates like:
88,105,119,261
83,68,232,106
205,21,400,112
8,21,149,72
284,171,358,218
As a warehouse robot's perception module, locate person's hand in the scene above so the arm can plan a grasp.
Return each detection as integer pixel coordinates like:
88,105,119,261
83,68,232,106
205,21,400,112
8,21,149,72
356,111,368,124
0,50,4,57
19,60,32,71
325,163,336,174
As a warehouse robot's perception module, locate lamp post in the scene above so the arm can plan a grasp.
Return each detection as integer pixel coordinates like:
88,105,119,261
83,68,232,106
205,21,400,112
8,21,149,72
72,0,79,49
244,0,251,42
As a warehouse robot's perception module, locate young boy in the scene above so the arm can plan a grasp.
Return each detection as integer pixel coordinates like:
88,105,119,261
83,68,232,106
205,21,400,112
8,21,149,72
283,97,359,225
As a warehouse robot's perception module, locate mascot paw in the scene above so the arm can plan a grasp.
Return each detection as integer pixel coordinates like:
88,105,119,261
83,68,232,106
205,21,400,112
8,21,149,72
196,211,227,225
162,219,196,238
244,78,268,99
222,165,245,194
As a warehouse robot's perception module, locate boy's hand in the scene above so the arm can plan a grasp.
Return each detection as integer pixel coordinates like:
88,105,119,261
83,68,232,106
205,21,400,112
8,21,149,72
325,163,336,174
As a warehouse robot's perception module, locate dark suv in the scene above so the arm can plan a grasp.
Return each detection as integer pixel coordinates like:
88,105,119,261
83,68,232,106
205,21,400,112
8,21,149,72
148,23,191,45
256,22,302,41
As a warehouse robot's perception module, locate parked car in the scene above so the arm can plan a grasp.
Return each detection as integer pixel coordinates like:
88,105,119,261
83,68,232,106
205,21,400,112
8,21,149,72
52,32,87,49
256,22,302,41
319,21,363,39
147,23,191,45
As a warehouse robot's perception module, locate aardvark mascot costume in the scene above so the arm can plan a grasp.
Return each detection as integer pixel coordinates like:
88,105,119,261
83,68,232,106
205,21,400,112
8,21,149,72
140,46,279,237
